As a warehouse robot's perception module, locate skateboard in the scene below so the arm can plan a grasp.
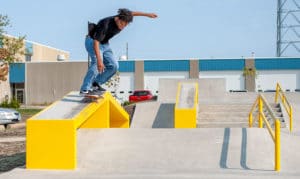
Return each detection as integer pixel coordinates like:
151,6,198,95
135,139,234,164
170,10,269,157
83,92,105,103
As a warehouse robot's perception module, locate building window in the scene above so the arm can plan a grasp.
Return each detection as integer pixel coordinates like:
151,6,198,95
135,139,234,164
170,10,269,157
16,89,24,104
25,42,33,62
12,83,25,104
25,54,32,62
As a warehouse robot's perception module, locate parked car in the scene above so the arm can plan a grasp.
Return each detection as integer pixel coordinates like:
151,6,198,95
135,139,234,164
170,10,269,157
129,90,154,103
0,108,21,128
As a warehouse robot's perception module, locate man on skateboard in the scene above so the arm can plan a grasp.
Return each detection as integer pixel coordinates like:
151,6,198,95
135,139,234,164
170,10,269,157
80,8,157,96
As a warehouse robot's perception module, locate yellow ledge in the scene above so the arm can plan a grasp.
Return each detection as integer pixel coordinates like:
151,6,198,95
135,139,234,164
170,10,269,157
174,83,198,128
26,91,129,170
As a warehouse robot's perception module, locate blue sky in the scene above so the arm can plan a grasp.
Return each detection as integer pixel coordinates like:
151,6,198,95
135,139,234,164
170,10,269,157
0,0,277,60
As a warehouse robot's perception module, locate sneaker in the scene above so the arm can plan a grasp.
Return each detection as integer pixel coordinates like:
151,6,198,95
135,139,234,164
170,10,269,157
87,90,99,96
87,90,105,97
79,90,89,96
92,82,106,91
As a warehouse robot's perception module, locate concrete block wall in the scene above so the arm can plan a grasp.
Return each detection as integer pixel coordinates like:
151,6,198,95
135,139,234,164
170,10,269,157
134,61,144,90
25,62,87,105
244,58,255,92
134,59,255,91
158,78,226,103
8,58,300,105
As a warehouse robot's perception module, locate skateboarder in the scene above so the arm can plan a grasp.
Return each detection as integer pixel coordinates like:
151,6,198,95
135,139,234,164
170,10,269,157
80,8,158,95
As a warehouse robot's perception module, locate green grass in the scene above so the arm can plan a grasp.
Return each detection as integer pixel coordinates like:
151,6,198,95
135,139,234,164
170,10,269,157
16,108,42,116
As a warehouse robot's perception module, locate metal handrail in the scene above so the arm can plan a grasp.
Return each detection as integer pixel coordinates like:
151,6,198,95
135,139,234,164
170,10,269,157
275,83,293,132
249,94,281,171
260,111,275,142
260,95,278,123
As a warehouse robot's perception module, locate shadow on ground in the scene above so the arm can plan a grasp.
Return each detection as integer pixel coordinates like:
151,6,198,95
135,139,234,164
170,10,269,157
152,103,175,128
0,152,25,172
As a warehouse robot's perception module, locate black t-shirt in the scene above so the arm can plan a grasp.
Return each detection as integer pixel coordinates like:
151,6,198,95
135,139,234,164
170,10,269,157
90,16,121,44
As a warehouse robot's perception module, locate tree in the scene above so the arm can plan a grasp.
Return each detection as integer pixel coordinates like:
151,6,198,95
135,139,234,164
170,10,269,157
0,15,10,51
0,14,25,83
0,14,25,63
0,60,9,81
1,35,26,63
105,71,120,91
0,15,10,36
105,71,123,100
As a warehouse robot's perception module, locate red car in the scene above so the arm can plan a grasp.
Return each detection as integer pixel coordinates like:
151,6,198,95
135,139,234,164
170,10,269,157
129,90,154,103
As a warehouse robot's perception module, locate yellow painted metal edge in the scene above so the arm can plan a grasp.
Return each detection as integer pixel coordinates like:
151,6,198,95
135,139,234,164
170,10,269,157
260,112,275,142
175,108,197,128
74,97,107,128
107,93,129,118
275,83,293,132
193,83,199,108
175,83,182,109
79,99,110,128
26,119,77,169
107,93,130,128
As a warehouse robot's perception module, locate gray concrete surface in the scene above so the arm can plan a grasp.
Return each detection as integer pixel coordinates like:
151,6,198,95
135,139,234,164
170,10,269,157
33,91,88,120
177,83,196,109
1,79,300,178
131,101,174,128
1,128,300,178
284,93,300,134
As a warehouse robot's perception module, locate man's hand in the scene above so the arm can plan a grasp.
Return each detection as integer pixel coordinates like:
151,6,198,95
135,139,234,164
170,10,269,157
132,11,158,18
93,40,105,73
97,61,105,73
147,13,158,18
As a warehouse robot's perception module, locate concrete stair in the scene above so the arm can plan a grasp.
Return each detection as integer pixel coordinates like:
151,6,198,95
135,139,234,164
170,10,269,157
197,104,252,128
263,103,286,128
197,103,286,128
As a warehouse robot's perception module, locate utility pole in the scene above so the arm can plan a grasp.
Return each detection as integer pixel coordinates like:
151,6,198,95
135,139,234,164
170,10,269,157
277,0,300,57
277,0,282,57
87,22,90,67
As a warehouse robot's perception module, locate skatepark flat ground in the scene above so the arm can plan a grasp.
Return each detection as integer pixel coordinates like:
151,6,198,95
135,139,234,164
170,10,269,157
1,127,300,179
1,82,300,178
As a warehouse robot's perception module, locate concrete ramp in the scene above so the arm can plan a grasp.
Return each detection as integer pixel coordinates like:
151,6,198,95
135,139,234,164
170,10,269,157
26,91,129,169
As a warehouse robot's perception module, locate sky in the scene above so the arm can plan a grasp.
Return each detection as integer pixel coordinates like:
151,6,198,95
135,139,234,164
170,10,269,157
0,0,278,60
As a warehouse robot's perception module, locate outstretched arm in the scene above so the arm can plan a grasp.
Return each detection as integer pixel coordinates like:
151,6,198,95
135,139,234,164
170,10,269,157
131,11,158,18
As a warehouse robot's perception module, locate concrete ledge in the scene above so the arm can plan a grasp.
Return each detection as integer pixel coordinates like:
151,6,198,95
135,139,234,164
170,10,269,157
26,91,129,169
174,83,198,128
158,78,226,103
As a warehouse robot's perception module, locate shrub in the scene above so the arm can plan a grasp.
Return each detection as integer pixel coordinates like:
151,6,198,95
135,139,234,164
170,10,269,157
0,97,20,109
122,101,131,106
10,98,20,108
0,99,9,108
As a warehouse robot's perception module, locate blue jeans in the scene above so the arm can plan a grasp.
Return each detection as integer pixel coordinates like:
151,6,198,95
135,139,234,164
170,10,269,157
80,36,119,91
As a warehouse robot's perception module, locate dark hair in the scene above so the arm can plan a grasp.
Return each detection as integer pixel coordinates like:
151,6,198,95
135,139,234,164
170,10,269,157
117,8,133,23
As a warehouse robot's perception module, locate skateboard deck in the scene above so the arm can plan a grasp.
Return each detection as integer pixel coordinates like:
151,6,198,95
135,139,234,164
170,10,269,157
82,92,105,103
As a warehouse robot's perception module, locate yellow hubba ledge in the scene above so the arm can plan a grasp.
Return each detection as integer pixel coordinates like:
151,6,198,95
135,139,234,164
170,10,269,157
26,91,129,170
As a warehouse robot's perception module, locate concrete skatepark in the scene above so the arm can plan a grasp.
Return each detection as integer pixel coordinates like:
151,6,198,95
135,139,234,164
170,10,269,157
1,79,300,178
